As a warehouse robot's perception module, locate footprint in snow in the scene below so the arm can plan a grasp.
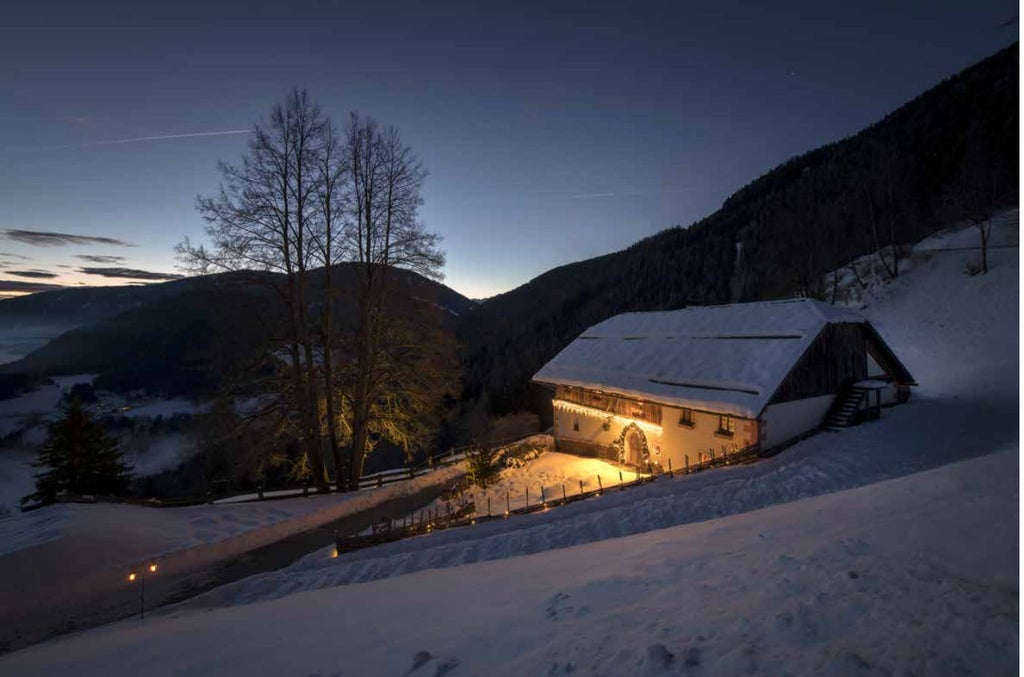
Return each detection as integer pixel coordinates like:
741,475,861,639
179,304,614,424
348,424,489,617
646,644,673,671
545,592,574,620
409,651,432,672
433,658,458,676
409,651,458,676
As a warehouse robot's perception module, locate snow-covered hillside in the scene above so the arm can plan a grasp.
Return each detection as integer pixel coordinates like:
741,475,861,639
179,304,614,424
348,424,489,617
0,213,1016,674
0,463,464,653
170,213,1018,611
1,441,1015,676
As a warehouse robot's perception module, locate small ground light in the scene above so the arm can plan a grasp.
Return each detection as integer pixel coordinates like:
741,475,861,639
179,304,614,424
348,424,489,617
127,562,158,620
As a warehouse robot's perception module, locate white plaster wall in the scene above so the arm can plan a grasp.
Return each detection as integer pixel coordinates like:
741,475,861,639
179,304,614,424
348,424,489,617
761,394,835,450
658,407,757,470
554,404,761,468
553,407,663,454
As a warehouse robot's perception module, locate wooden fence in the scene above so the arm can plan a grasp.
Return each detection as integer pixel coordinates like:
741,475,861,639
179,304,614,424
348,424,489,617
332,442,762,554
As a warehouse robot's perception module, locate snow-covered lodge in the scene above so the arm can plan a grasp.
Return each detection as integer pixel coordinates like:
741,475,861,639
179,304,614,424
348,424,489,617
532,299,914,469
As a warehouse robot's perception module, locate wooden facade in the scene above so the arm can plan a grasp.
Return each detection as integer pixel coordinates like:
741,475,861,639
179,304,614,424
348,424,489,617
768,322,868,405
555,385,663,425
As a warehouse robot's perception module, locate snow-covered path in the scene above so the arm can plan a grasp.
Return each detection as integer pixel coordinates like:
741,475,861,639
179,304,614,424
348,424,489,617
1,442,1015,676
0,464,463,651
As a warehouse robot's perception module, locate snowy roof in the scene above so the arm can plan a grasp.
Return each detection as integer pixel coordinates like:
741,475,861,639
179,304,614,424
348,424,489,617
532,298,869,418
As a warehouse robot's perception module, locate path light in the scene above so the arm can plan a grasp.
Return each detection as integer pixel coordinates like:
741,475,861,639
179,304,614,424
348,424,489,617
127,562,158,620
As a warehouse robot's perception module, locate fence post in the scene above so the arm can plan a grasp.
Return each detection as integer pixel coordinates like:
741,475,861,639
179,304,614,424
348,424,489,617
525,487,529,508
540,485,546,506
618,470,623,486
579,479,584,495
377,475,383,488
597,475,603,493
667,458,673,477
409,467,415,480
562,484,567,501
257,480,264,500
487,496,491,517
506,491,510,515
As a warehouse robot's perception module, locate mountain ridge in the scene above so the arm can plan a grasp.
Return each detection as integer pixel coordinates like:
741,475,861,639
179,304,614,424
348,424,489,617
460,42,1018,416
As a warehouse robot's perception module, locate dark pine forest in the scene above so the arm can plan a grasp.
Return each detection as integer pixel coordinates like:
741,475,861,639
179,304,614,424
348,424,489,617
459,44,1018,421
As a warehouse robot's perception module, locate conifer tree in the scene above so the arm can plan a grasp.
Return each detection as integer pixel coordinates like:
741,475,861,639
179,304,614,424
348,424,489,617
22,399,131,506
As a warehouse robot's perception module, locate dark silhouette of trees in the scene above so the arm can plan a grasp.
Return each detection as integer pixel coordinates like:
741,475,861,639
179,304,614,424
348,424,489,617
342,114,446,486
179,92,453,491
461,43,1018,419
23,399,131,505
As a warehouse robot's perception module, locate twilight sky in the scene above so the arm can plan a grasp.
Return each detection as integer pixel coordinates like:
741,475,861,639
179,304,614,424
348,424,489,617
0,1,1017,300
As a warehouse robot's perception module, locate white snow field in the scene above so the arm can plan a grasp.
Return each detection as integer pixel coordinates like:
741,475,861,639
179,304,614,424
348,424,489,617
0,443,1016,676
417,445,647,519
0,463,463,651
0,214,1017,674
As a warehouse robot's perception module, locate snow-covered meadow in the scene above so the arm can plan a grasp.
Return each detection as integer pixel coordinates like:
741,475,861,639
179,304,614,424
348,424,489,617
0,213,1016,674
1,440,1015,676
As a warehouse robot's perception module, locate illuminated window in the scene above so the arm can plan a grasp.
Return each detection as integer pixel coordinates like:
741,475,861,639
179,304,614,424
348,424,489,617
678,409,694,427
717,415,735,436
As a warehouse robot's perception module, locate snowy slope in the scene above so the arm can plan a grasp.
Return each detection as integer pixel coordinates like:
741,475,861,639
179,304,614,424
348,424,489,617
0,444,1014,676
171,214,1017,610
0,463,465,653
0,214,1016,672
415,449,646,520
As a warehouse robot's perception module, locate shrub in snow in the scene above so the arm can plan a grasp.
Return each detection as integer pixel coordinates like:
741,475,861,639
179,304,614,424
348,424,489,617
465,445,503,490
501,439,549,469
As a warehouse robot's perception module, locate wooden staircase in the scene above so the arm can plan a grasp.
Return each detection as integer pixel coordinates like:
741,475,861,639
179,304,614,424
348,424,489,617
825,383,869,430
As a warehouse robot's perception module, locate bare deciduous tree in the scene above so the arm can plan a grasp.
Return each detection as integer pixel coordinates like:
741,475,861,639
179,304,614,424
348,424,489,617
178,89,330,491
948,133,1014,275
180,95,452,493
343,113,445,485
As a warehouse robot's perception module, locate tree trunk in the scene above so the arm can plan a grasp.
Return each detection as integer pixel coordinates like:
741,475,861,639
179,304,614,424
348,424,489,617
979,222,990,274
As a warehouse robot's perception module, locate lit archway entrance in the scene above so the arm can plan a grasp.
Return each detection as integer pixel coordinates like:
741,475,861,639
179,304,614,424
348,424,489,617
614,422,649,468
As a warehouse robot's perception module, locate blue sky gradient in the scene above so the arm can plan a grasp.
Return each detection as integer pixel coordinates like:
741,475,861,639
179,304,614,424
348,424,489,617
0,1,1016,299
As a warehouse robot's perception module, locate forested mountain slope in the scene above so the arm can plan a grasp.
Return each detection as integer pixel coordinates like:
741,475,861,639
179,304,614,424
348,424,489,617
1,266,473,397
462,43,1018,416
